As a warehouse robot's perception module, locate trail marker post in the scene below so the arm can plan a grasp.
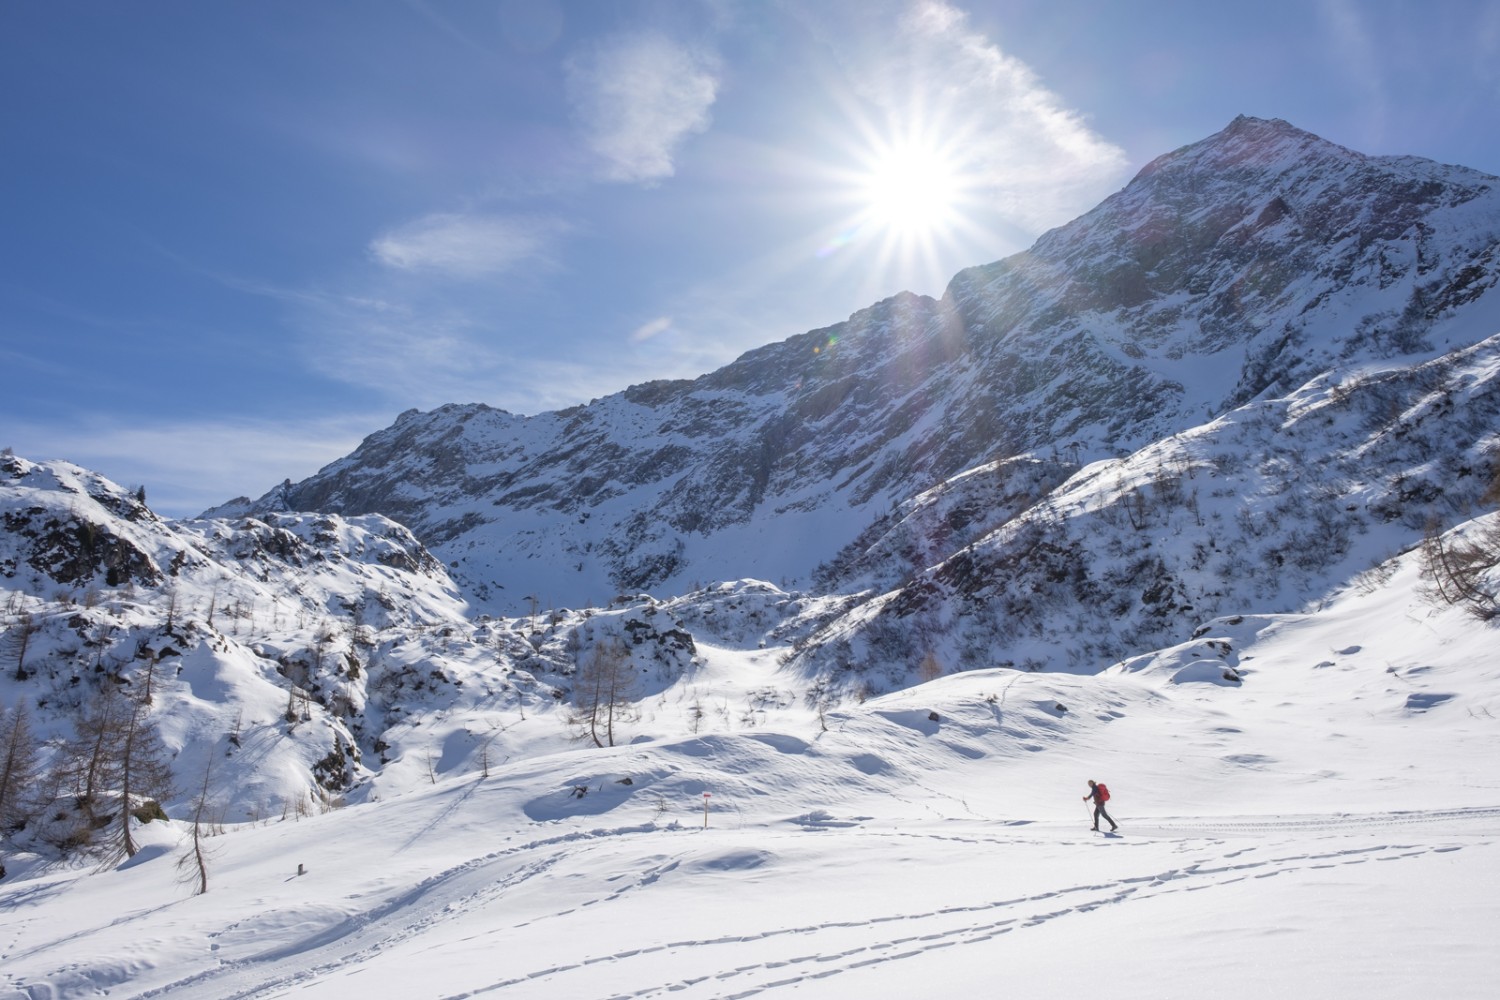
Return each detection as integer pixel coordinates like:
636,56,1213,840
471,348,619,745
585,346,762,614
703,792,711,830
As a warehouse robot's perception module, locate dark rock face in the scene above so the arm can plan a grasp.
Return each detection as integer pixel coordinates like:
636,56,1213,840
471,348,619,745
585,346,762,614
1,456,165,588
213,118,1500,612
30,518,163,588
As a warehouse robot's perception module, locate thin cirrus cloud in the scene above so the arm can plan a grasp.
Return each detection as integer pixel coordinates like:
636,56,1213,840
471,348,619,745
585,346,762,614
294,290,510,404
565,30,721,184
175,264,515,409
7,413,381,518
369,212,561,278
911,1,1127,224
629,316,674,343
838,0,1129,230
289,286,664,419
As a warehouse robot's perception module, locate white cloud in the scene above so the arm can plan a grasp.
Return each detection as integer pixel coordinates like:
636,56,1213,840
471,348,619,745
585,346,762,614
202,251,643,420
369,213,559,277
282,286,675,420
915,1,1127,220
7,414,381,519
629,316,674,343
832,0,1129,230
565,31,721,184
294,291,507,404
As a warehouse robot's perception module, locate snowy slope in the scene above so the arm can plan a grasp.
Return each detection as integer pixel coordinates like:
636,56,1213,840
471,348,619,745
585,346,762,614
211,118,1500,615
0,452,570,830
2,541,1496,999
792,330,1500,682
4,116,1500,999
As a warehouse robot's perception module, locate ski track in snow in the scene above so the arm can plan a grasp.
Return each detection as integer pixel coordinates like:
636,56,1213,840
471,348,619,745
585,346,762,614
448,838,1485,1000
117,822,661,1000
99,805,1492,1000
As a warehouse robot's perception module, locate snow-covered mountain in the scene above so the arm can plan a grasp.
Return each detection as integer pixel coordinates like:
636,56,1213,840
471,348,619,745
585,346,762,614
5,114,1499,818
3,516,1497,998
0,451,810,831
0,453,505,828
2,115,1500,995
793,331,1500,680
210,116,1500,616
3,118,1500,998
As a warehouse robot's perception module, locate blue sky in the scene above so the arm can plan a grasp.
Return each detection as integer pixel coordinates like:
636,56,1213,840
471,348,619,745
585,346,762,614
4,0,1498,516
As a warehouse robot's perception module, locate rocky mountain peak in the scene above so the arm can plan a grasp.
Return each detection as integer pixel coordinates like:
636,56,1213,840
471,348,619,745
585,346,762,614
1137,115,1330,178
214,120,1500,613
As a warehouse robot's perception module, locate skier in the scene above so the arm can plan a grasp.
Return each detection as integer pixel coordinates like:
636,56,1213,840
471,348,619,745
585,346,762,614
1083,779,1117,832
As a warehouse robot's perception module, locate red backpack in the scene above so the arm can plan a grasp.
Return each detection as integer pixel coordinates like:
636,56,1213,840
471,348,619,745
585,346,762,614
1096,782,1110,802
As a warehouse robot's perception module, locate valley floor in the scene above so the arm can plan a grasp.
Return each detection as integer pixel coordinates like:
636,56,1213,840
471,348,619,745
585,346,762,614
4,558,1498,999
1,800,1493,999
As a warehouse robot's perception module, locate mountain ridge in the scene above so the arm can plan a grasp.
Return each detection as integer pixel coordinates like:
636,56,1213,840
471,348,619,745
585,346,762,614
207,117,1500,617
4,116,1499,858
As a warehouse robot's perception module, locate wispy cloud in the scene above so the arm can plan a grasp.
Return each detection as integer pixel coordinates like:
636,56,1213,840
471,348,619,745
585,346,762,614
596,0,1136,381
7,413,383,518
0,343,78,381
369,212,562,278
801,0,1126,232
565,31,721,184
629,316,674,343
278,284,680,418
292,290,509,403
879,1,1128,228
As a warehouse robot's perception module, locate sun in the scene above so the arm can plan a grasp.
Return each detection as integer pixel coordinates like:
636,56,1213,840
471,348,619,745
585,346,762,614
860,139,963,239
810,108,987,298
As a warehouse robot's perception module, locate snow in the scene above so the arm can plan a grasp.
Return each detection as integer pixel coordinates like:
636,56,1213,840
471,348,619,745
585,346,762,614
4,116,1500,998
3,542,1496,999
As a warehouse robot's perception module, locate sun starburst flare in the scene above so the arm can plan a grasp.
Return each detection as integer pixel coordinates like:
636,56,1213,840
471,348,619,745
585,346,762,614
860,138,965,241
808,110,990,301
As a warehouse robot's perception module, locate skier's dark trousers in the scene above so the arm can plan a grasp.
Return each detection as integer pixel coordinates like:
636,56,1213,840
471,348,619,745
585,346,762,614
1083,779,1117,832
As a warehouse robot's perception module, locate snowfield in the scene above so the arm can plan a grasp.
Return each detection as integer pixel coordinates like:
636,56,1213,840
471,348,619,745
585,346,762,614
4,116,1500,998
3,544,1495,999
